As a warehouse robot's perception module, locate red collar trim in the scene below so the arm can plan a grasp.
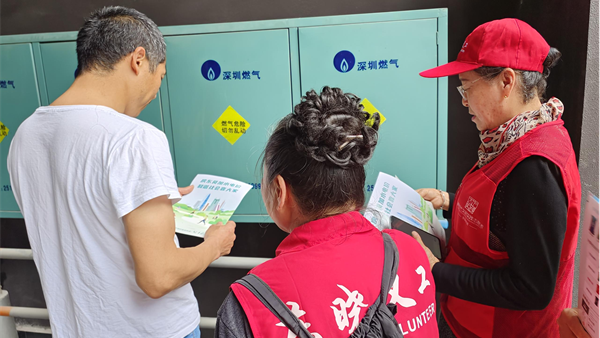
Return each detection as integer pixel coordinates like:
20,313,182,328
275,211,376,256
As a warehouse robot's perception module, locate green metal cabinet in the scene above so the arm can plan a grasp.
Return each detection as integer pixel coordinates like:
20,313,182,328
0,9,448,220
0,44,42,215
39,41,166,130
298,19,440,196
39,42,77,103
165,29,293,220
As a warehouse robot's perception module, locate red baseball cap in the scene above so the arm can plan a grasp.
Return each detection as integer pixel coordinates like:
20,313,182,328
420,18,550,78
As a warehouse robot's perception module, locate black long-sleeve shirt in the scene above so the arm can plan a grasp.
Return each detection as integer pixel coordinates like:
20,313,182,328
433,156,568,310
216,292,255,338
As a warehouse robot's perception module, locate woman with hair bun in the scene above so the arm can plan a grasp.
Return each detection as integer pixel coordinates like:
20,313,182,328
216,87,439,338
417,19,581,337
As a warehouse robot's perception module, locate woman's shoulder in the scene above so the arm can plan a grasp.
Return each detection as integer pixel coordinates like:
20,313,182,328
247,256,282,277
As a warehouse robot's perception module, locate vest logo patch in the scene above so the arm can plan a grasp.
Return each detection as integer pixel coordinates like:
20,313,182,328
465,196,479,214
457,201,485,230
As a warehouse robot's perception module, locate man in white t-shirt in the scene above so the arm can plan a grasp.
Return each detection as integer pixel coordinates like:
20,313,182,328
7,6,235,338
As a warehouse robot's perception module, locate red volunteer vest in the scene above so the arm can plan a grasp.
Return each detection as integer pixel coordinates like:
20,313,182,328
231,212,439,338
442,120,581,338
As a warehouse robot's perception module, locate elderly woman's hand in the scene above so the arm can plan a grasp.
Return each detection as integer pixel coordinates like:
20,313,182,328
412,231,440,270
558,308,592,338
417,188,450,211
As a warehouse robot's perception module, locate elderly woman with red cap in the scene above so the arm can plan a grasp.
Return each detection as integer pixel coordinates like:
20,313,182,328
415,19,581,337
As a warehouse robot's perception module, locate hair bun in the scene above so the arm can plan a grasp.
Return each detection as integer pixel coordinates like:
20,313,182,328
286,87,379,169
542,47,561,79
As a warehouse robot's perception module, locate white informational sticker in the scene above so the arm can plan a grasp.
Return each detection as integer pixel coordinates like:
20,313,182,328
173,174,251,238
578,192,599,337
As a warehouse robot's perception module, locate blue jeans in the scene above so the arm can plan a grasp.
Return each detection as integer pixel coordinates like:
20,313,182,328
183,326,200,338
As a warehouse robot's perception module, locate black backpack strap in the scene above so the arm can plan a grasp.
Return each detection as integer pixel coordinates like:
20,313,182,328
380,232,400,303
235,274,313,338
349,232,403,338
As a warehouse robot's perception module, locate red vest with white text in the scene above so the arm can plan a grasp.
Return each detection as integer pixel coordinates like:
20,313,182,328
442,120,581,338
231,212,439,338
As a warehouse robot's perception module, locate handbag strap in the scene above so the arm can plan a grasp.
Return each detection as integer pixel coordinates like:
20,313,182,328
236,274,313,338
380,232,400,303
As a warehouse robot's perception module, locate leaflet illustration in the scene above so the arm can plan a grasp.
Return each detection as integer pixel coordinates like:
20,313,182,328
173,174,251,238
364,172,446,245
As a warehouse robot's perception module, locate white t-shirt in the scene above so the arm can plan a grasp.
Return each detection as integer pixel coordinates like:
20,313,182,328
7,105,200,338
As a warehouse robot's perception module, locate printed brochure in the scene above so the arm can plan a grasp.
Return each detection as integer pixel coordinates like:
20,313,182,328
173,174,252,238
364,172,446,246
578,192,599,337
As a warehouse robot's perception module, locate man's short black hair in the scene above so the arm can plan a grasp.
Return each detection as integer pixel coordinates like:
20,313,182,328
76,6,166,75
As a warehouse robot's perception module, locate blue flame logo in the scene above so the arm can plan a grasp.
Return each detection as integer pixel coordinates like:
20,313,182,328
341,59,349,72
201,60,221,81
334,51,355,73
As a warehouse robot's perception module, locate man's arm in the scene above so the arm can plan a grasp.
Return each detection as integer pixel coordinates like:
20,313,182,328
123,194,236,299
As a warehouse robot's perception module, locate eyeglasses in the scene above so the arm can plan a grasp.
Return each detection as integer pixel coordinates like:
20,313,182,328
456,76,485,101
457,71,503,100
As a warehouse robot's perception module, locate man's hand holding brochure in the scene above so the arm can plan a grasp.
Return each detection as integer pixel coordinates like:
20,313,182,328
173,174,252,238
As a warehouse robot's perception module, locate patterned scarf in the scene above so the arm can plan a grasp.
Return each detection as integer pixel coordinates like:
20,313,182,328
477,97,564,168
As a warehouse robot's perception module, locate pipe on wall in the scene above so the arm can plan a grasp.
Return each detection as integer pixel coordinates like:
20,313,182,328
0,248,269,269
0,306,49,320
0,248,33,260
0,307,218,330
0,248,268,330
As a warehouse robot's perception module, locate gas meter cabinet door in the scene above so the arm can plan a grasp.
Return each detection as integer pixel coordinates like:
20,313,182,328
165,29,293,218
0,43,41,215
298,19,440,197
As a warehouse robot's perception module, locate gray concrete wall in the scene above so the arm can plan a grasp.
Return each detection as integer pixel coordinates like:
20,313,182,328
581,0,599,196
574,0,599,305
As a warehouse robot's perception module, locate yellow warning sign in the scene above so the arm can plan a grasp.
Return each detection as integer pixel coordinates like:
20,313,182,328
361,98,386,127
0,121,8,143
212,106,250,145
